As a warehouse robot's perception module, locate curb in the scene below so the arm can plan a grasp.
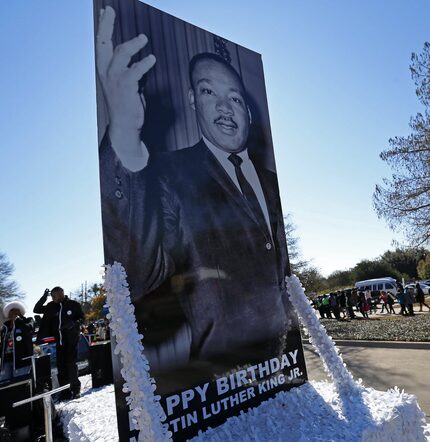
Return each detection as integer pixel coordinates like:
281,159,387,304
302,339,430,350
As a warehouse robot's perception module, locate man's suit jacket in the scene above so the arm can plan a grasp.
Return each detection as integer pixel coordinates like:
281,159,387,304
100,137,296,365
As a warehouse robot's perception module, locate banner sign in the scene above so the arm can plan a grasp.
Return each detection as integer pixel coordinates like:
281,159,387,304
93,0,308,439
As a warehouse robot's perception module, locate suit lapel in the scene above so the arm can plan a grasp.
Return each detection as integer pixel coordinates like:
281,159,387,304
200,141,262,227
200,141,278,241
255,167,279,241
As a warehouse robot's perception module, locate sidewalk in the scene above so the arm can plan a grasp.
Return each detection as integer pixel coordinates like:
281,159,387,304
303,341,430,421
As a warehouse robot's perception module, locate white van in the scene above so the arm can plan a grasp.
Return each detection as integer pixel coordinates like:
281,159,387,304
354,277,397,296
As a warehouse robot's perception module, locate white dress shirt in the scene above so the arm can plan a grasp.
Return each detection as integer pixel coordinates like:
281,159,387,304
203,136,273,237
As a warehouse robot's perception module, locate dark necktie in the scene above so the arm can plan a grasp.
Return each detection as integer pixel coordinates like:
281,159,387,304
228,153,270,238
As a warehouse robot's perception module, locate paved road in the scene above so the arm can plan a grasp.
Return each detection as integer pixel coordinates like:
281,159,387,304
303,341,430,421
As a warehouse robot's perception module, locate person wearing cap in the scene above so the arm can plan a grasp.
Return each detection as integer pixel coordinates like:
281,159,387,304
0,301,34,381
33,287,84,399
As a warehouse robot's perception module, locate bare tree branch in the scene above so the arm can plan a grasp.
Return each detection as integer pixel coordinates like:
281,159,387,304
374,42,430,247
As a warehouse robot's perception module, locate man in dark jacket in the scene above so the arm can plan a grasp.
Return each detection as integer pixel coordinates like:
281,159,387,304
34,287,84,399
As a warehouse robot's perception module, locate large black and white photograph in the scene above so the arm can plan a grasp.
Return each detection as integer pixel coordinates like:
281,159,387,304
3,1,430,440
93,0,307,439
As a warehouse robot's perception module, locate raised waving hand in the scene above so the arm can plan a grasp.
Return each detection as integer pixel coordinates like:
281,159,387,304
96,6,156,170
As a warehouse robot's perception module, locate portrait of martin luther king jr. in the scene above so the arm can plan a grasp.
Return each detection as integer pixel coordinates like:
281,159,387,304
96,5,300,376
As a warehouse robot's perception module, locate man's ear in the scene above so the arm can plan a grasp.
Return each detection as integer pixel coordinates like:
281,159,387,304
188,88,196,110
247,106,252,125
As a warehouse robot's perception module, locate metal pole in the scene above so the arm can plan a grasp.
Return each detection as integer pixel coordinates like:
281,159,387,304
43,395,53,442
13,383,70,442
22,354,37,386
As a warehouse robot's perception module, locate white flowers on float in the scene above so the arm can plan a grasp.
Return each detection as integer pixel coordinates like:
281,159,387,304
104,262,172,442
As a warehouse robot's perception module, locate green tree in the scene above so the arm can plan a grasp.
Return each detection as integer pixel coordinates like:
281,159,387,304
374,42,430,246
352,259,401,282
325,269,354,291
298,266,326,294
86,293,107,322
0,252,23,305
417,254,430,279
380,247,428,279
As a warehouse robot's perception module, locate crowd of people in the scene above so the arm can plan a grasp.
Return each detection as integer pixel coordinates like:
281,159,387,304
81,319,110,343
312,282,430,321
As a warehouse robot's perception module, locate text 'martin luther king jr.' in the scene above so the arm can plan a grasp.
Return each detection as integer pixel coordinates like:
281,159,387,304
96,6,298,376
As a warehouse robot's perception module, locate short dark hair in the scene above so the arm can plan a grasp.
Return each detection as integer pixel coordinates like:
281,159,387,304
188,52,246,95
51,286,64,294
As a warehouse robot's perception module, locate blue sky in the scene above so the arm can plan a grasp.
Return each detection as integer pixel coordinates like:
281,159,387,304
1,1,428,310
